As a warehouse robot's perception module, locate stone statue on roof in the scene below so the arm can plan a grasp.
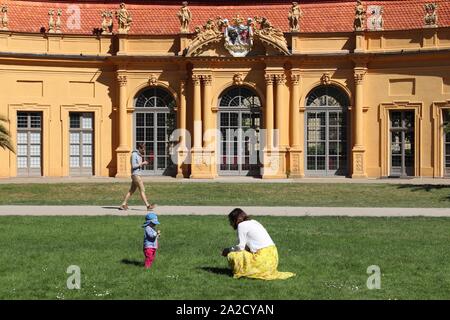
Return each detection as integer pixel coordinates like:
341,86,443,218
288,2,302,32
1,5,8,31
48,9,55,33
116,2,132,34
367,5,383,31
354,0,366,31
177,1,192,33
424,3,438,28
55,9,62,33
101,10,113,34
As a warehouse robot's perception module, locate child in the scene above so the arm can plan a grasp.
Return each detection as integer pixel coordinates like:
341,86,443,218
142,212,161,269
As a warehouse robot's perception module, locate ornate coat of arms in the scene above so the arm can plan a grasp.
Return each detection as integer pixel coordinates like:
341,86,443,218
223,16,254,57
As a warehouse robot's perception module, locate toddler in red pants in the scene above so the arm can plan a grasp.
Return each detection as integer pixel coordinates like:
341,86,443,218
142,212,160,269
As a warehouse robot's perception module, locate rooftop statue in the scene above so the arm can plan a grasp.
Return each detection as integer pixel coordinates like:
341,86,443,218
288,2,302,32
177,1,192,33
116,2,132,34
424,3,438,27
354,0,366,31
1,5,8,31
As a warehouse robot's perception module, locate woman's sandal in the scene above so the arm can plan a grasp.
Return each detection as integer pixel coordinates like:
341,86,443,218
147,203,156,210
118,204,129,211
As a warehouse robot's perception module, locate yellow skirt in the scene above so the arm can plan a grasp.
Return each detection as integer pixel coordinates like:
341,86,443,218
227,245,295,280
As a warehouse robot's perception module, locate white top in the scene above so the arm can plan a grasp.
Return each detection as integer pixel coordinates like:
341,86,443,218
231,220,275,253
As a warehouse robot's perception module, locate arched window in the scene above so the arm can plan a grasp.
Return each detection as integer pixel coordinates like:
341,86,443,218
218,86,262,176
305,85,349,176
219,87,262,110
134,87,177,176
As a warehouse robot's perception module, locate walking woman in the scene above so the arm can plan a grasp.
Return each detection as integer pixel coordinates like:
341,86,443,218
222,208,295,280
119,142,156,211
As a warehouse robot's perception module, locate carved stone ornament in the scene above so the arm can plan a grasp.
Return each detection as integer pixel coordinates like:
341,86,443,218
354,0,366,31
291,74,301,85
265,74,274,85
117,74,127,86
185,16,290,57
321,73,331,86
101,10,113,34
185,18,224,57
253,16,290,55
201,74,212,86
233,73,244,85
223,15,254,57
367,5,383,31
116,2,132,34
288,2,302,32
177,1,192,33
354,70,366,85
148,74,158,86
424,3,438,27
1,5,8,31
274,73,287,85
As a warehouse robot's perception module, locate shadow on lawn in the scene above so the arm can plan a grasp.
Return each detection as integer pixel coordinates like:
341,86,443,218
121,259,143,267
396,184,450,200
199,267,233,277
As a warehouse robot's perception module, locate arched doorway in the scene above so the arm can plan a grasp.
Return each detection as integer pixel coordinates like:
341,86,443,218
218,86,262,176
305,85,349,176
134,87,177,176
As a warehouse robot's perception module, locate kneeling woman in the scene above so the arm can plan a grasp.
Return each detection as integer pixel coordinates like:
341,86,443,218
222,208,295,280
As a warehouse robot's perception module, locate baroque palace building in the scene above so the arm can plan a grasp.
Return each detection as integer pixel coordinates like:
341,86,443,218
1,0,450,179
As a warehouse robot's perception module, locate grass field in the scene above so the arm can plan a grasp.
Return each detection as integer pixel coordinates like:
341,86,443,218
1,182,450,207
0,215,449,300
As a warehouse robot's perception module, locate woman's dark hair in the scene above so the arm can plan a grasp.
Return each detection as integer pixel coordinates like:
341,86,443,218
136,142,145,150
228,208,251,230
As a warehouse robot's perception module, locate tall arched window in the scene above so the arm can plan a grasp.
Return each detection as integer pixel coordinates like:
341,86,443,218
134,87,177,176
218,87,262,176
305,85,349,176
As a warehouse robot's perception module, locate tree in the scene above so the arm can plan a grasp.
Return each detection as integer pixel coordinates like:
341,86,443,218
0,115,14,153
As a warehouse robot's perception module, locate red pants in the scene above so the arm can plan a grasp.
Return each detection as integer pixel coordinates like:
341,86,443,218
143,247,157,269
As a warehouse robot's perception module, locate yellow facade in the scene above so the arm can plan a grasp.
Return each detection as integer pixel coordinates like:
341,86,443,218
1,27,450,179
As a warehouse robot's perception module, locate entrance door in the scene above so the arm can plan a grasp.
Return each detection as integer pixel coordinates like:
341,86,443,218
69,113,94,176
134,87,177,176
218,87,262,176
390,111,414,177
17,112,42,176
443,110,450,177
305,85,349,176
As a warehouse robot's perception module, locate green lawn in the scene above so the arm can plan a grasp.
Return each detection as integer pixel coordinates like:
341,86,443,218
0,216,449,299
1,182,450,207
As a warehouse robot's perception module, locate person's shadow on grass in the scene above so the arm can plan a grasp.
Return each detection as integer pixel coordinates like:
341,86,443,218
199,267,233,277
121,258,144,267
